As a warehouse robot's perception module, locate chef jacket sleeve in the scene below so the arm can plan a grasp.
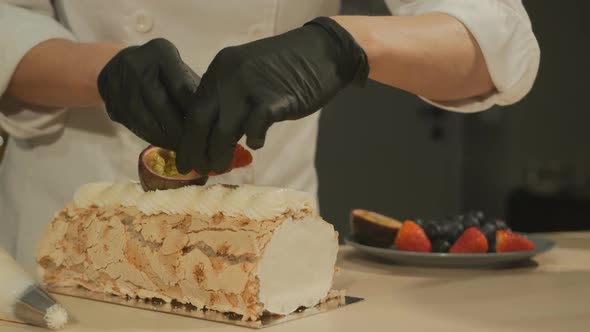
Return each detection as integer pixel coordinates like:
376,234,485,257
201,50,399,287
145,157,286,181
0,1,76,139
384,0,540,113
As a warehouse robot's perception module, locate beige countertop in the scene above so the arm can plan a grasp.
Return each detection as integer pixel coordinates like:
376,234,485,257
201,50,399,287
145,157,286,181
2,232,589,332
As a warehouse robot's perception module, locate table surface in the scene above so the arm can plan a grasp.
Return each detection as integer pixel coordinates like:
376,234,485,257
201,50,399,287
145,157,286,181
2,232,589,332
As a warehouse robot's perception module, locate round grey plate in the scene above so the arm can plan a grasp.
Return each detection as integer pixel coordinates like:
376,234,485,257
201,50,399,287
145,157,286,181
345,234,555,268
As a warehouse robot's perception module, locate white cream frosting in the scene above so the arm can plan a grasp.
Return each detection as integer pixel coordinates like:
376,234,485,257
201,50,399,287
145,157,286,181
257,217,339,315
73,181,317,220
44,304,68,330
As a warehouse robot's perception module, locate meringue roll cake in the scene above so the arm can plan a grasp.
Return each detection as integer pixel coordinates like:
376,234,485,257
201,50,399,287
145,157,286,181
36,182,340,320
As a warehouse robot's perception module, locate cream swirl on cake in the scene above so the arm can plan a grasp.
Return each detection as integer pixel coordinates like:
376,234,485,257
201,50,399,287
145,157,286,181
73,181,317,220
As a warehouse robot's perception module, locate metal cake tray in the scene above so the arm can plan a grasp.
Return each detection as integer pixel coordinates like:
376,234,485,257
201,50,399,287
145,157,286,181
48,286,364,329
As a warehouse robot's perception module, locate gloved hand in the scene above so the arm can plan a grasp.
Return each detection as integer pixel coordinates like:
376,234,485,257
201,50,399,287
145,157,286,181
176,17,369,175
97,38,199,151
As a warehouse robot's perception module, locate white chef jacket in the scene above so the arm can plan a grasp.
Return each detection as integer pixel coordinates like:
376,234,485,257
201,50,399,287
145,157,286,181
0,0,540,270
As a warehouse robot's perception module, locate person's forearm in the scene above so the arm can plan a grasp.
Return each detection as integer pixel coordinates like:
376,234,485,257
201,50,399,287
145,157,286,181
333,14,495,102
6,39,125,108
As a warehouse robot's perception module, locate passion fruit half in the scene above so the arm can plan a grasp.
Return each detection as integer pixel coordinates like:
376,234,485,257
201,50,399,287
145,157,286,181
350,209,403,248
138,145,208,191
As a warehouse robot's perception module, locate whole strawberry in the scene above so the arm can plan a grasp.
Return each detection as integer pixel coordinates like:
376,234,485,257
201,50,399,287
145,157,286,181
496,230,535,252
395,221,432,252
449,226,489,254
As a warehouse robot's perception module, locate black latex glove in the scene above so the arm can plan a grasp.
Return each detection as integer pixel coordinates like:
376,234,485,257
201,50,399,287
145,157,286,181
97,38,199,150
176,17,369,175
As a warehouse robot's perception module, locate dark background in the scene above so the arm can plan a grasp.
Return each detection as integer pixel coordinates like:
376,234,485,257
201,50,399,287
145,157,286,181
317,0,590,236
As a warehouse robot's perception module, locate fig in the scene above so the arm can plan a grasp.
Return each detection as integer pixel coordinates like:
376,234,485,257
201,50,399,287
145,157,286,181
350,209,403,247
138,146,208,191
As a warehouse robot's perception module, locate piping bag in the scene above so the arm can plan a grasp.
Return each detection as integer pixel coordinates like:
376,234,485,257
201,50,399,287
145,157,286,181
0,248,68,330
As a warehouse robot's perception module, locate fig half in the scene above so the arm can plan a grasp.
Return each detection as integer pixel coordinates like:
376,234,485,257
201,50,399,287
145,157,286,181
350,209,403,248
138,146,208,191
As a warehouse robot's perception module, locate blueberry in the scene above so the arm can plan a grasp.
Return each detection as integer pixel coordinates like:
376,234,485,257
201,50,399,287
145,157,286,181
480,222,497,244
494,219,509,231
488,238,497,252
440,222,465,242
462,216,481,229
450,223,465,241
440,219,453,225
483,218,509,230
451,214,465,223
413,218,425,227
424,219,436,226
432,239,451,253
481,217,496,226
424,222,442,240
467,210,485,220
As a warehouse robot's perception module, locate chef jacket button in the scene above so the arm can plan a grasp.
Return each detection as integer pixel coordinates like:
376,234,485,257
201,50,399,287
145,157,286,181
134,11,154,33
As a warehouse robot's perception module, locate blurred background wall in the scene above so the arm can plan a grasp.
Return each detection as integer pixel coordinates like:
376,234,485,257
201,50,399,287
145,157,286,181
317,0,590,235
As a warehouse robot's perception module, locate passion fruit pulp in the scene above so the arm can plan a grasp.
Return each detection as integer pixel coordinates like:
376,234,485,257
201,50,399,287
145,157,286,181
138,146,208,191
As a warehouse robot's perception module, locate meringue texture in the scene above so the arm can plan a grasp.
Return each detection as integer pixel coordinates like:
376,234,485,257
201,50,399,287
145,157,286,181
36,182,339,320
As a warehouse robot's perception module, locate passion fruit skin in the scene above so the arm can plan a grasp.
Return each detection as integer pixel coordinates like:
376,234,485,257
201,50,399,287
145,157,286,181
350,209,403,248
138,145,208,191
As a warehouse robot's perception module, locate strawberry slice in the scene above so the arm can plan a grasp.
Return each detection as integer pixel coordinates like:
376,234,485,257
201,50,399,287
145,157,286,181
449,227,488,254
206,144,253,176
394,221,432,252
228,144,253,169
496,230,535,252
